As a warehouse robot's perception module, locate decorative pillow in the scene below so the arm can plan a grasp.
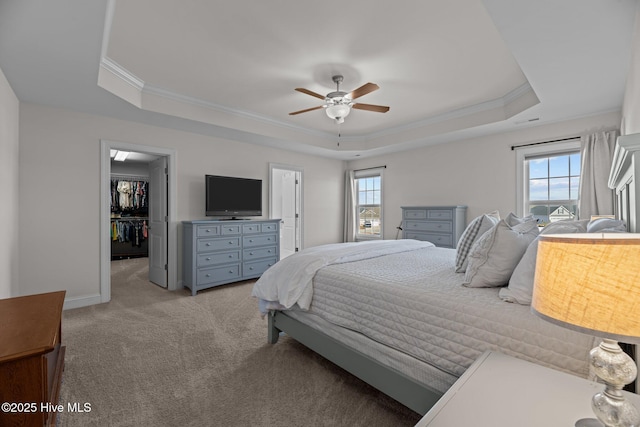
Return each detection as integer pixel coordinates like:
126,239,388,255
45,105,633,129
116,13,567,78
463,219,539,288
587,218,627,233
504,212,535,226
454,211,500,273
540,219,589,235
499,219,590,305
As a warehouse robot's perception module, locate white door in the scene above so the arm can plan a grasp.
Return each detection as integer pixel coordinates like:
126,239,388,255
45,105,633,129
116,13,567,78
148,157,168,287
281,171,298,259
270,165,303,260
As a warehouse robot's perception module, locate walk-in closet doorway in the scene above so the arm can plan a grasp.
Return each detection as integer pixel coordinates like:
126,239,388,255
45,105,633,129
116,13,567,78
100,141,178,304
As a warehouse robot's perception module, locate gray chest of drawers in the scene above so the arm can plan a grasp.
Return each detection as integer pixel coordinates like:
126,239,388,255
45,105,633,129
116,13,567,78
401,206,467,248
182,219,280,295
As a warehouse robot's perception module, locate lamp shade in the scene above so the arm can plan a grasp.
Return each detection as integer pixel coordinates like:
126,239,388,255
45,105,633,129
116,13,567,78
326,104,350,120
532,233,640,343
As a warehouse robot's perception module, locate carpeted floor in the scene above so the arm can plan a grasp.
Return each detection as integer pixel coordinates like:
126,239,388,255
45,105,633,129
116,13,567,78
57,258,422,426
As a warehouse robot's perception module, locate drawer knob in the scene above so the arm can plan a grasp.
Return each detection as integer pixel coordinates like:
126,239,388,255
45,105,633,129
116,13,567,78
249,252,254,255
228,254,233,258
249,267,254,270
206,257,211,261
249,239,253,242
228,270,234,274
206,274,211,277
206,243,211,246
228,241,233,244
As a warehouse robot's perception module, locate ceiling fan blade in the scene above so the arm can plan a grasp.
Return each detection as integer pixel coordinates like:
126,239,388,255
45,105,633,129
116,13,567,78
295,88,326,100
289,105,324,115
352,103,390,113
349,83,379,100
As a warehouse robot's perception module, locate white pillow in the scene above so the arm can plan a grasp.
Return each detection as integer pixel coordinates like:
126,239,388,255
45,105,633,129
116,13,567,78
587,218,627,233
504,212,535,226
463,219,539,288
499,219,590,305
454,211,500,273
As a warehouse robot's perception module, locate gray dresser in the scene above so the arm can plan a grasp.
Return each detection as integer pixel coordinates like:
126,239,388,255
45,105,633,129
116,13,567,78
401,206,467,248
182,219,280,295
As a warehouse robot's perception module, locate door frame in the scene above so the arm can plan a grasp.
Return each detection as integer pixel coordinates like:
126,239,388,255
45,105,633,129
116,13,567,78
269,163,304,256
100,140,178,303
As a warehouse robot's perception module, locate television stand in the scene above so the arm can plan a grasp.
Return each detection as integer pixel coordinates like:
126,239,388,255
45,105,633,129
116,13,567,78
182,219,280,295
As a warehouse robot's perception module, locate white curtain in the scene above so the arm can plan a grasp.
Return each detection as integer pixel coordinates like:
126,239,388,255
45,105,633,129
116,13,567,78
343,170,357,242
578,130,617,219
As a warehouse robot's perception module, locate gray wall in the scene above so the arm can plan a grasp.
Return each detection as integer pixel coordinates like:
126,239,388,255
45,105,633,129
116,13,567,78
0,67,19,299
17,103,345,304
347,111,622,239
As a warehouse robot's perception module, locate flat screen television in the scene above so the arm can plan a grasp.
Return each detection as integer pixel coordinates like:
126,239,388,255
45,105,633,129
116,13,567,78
205,175,262,217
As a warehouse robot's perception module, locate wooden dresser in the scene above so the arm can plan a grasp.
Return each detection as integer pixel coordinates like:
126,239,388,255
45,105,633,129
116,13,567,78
401,206,467,248
0,290,66,427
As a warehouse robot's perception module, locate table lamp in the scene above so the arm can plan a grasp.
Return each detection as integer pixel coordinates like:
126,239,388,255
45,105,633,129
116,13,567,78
532,233,640,427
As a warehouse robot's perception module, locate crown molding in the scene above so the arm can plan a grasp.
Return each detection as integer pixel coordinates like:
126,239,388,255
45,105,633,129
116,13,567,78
100,57,144,92
97,55,539,152
141,83,334,141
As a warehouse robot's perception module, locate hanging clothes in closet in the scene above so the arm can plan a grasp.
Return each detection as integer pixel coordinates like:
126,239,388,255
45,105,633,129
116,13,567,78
111,175,149,259
111,178,149,215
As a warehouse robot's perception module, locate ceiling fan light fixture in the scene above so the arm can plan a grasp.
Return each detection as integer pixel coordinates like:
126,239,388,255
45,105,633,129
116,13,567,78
325,103,351,123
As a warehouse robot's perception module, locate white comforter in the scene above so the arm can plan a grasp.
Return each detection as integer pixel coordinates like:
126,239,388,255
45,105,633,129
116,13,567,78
253,240,596,383
251,239,434,313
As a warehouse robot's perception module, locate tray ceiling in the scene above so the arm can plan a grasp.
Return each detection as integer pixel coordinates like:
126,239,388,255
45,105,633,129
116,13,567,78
0,0,637,159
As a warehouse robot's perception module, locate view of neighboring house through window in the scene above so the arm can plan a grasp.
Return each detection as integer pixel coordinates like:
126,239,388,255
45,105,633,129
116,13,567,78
526,151,581,225
355,171,382,239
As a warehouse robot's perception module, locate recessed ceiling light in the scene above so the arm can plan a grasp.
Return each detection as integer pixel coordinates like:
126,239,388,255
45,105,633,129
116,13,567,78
113,151,129,161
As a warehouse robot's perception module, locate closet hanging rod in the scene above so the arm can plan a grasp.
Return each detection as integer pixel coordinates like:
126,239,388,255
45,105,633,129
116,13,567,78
111,174,149,180
110,217,149,221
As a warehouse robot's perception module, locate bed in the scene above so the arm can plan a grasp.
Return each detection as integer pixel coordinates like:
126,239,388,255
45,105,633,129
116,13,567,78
252,233,601,415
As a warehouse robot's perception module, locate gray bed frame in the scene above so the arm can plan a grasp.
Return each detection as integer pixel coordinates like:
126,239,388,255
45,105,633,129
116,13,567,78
267,310,443,415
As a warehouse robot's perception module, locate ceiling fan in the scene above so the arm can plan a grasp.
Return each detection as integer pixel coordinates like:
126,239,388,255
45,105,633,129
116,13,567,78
289,75,390,124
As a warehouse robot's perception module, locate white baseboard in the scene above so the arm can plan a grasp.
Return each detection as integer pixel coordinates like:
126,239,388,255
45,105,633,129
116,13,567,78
63,294,104,310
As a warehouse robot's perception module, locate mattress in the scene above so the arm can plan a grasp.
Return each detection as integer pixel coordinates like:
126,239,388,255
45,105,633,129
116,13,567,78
254,241,598,392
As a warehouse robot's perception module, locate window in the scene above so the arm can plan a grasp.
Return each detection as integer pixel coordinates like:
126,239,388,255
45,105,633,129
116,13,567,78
355,168,383,239
516,139,581,226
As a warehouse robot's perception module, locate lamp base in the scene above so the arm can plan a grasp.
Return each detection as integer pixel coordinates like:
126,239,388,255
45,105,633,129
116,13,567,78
576,418,604,427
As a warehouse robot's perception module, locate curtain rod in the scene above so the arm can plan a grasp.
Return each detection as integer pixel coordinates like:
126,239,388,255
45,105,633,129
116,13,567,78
510,136,580,151
354,165,387,172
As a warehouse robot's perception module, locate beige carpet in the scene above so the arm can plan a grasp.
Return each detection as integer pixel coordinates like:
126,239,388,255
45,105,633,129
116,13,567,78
58,258,422,426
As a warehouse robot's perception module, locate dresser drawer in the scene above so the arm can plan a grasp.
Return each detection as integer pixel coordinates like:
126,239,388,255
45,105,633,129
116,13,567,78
243,234,277,247
261,222,279,233
197,251,240,267
242,223,262,234
405,232,453,247
244,258,277,277
427,209,453,220
197,264,241,285
404,209,428,220
197,237,240,252
220,224,241,235
243,246,278,261
196,225,220,237
405,220,453,233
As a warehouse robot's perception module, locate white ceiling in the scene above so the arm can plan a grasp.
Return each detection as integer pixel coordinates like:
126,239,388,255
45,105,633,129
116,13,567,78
0,0,637,159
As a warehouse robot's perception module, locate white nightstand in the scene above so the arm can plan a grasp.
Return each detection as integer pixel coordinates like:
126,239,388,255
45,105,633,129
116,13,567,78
416,351,640,427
